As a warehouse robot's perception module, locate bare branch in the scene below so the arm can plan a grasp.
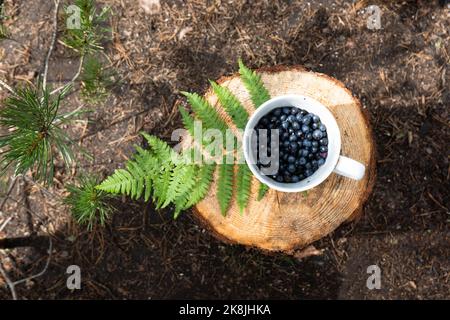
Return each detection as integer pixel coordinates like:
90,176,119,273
50,54,85,96
0,237,53,300
0,177,18,212
0,262,17,300
42,0,61,89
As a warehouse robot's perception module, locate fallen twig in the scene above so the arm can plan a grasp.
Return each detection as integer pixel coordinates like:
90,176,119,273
0,237,52,300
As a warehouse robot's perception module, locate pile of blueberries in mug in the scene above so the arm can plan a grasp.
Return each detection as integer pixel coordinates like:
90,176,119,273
255,106,328,183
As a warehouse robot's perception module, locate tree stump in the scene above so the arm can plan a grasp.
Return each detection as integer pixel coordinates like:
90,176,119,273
192,66,376,254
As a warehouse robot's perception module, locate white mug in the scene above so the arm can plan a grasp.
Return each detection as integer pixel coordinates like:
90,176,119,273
243,94,366,193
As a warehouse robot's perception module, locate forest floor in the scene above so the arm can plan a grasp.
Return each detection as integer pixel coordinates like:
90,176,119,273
0,0,449,299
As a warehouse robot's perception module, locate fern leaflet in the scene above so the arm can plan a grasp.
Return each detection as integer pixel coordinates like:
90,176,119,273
257,183,269,201
217,157,234,216
210,81,249,129
238,59,271,108
181,91,227,133
236,164,252,213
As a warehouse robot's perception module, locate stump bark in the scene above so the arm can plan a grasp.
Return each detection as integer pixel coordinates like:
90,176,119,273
191,66,376,254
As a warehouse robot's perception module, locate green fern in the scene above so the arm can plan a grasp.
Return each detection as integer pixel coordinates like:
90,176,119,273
179,106,195,137
181,91,228,134
98,60,275,218
238,59,271,108
236,164,252,213
97,133,212,218
257,183,269,201
210,80,249,129
217,155,234,216
184,163,215,209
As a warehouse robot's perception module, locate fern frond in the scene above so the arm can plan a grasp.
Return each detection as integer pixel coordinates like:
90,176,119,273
141,131,178,163
236,164,252,213
181,91,227,133
257,183,269,201
163,164,196,208
184,163,216,209
210,80,249,129
153,164,172,209
238,59,271,108
179,106,195,137
217,157,234,216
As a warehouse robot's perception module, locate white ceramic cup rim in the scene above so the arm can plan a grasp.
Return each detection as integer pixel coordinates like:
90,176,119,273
243,94,342,193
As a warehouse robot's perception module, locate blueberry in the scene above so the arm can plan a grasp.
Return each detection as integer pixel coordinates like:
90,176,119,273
291,175,300,183
281,122,289,130
259,117,269,126
302,115,311,125
280,114,287,122
295,130,303,138
320,152,328,159
312,115,320,123
308,153,314,159
276,175,284,182
312,122,319,130
296,140,302,147
300,149,309,157
298,174,305,180
318,158,325,166
287,164,296,173
283,140,290,147
319,138,328,145
288,155,296,163
289,134,297,142
319,146,328,152
295,113,303,121
287,115,296,123
312,141,319,148
301,125,310,133
273,109,281,116
319,124,326,131
270,116,277,123
311,147,318,154
298,157,307,165
312,129,323,140
303,140,312,147
291,108,299,114
282,132,289,139
288,128,294,134
292,121,300,130
290,142,298,152
305,162,312,169
306,133,313,140
283,153,289,160
305,169,313,177
284,175,292,182
282,107,291,114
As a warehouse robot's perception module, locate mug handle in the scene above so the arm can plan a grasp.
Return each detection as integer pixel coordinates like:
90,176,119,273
333,156,365,180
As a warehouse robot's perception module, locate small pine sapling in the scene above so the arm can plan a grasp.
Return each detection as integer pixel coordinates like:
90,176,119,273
0,84,86,184
65,175,113,230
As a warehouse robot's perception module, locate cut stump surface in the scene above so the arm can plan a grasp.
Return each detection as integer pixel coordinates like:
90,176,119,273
192,66,376,253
